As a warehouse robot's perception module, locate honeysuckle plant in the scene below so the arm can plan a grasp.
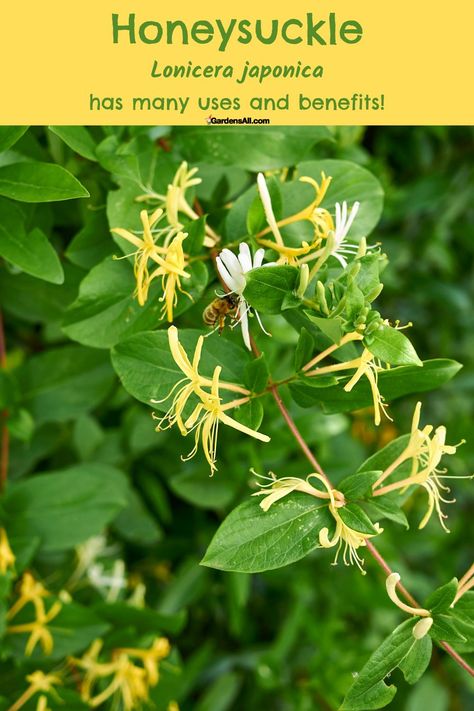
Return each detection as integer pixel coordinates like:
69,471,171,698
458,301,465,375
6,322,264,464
0,125,472,710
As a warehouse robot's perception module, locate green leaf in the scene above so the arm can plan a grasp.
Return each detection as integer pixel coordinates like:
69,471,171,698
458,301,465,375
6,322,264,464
0,162,89,202
244,354,269,392
201,495,333,573
338,471,381,500
341,620,418,710
366,325,422,366
0,263,82,324
63,257,208,348
308,315,344,344
232,399,264,431
358,435,411,474
297,159,384,240
294,328,314,372
399,635,432,684
176,126,332,171
364,496,409,528
0,200,63,283
112,329,250,406
244,266,299,314
169,466,239,510
96,136,142,185
451,591,474,627
93,602,186,635
48,126,97,161
430,614,467,644
65,209,113,269
18,344,115,424
0,127,29,153
289,359,461,413
113,488,162,545
425,579,458,614
2,464,130,551
337,503,378,535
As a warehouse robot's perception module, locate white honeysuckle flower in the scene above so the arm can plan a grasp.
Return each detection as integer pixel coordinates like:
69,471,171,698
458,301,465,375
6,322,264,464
331,200,361,267
216,243,273,350
88,560,127,602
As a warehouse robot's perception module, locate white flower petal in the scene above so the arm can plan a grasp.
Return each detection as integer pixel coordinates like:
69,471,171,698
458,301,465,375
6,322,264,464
217,249,246,292
238,242,253,273
238,300,251,350
253,248,265,268
216,255,239,292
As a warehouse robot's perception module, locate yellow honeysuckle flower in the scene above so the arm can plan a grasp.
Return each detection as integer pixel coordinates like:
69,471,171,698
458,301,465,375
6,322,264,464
7,599,62,656
373,402,468,531
148,231,192,322
112,207,166,306
343,349,391,427
118,637,170,686
182,364,270,475
256,171,335,266
72,639,161,711
0,528,15,575
318,478,383,574
137,161,218,247
252,471,381,573
252,471,344,510
7,572,50,620
8,671,62,711
153,327,269,473
302,335,389,426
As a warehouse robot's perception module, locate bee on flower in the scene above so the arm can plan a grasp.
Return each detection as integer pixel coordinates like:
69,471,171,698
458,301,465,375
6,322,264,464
216,243,274,350
152,327,270,473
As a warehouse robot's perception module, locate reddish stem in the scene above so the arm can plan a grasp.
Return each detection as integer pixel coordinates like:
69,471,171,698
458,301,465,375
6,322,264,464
0,310,8,494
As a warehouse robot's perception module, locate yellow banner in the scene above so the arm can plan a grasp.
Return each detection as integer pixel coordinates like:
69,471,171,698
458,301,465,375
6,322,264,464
1,0,473,124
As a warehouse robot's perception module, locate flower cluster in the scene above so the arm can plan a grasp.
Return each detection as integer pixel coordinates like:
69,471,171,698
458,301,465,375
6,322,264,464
153,326,270,473
112,208,191,321
256,170,361,271
70,637,170,710
372,402,468,530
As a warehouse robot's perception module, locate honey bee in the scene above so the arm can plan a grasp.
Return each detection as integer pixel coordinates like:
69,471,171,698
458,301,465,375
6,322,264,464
203,294,239,333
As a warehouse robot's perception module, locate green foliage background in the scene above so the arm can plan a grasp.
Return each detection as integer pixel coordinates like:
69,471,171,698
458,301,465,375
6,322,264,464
0,125,473,709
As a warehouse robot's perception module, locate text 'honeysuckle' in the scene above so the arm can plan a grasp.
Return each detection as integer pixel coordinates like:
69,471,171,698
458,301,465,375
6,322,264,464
152,326,270,473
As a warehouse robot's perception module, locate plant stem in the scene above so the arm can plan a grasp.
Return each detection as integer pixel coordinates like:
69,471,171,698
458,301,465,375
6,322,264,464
0,309,9,494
